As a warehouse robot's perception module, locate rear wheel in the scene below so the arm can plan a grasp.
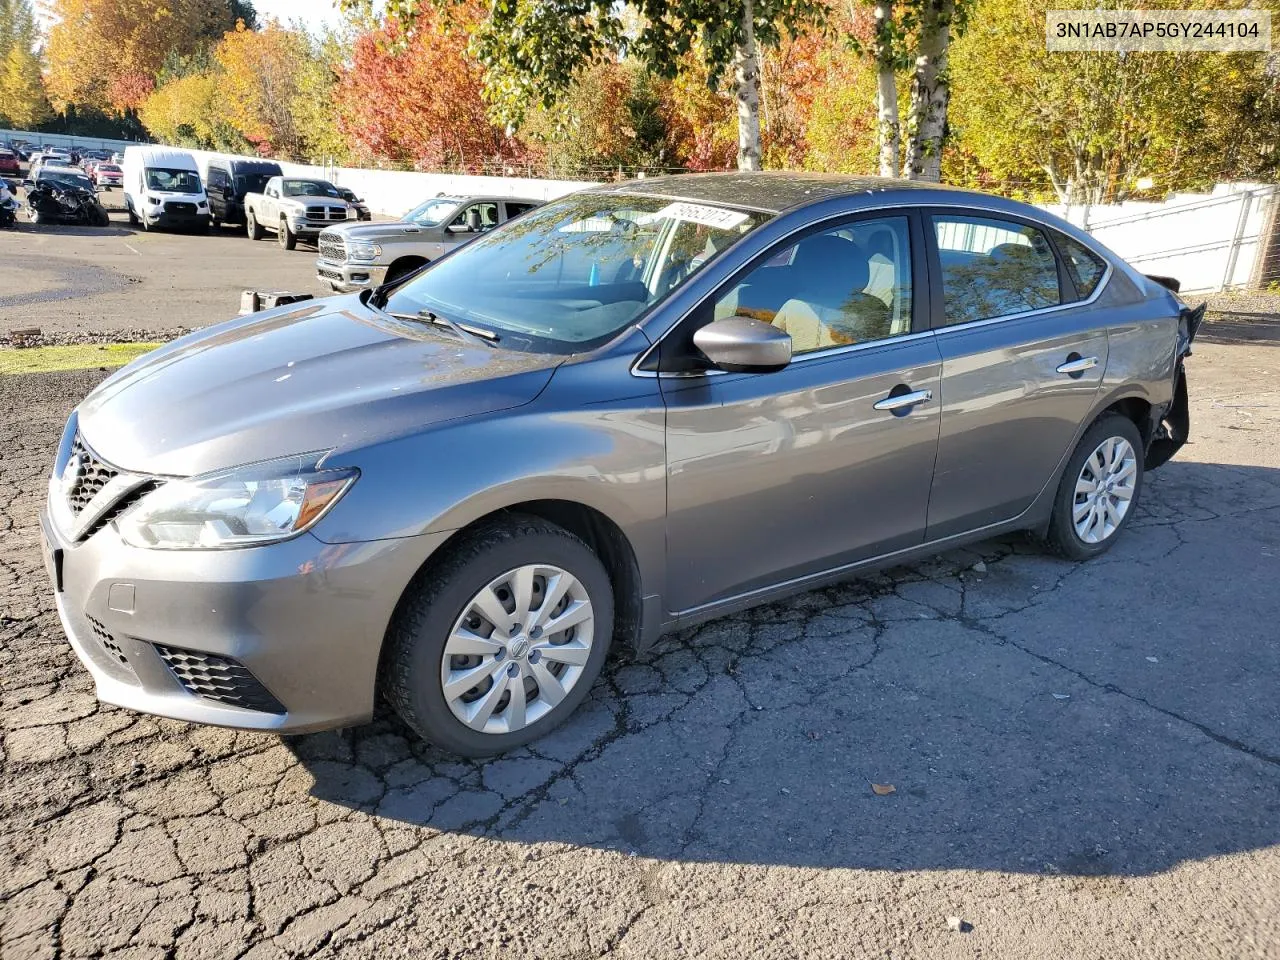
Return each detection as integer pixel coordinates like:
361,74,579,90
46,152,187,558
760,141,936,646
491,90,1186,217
382,516,614,757
278,218,297,250
1046,414,1144,560
246,209,263,240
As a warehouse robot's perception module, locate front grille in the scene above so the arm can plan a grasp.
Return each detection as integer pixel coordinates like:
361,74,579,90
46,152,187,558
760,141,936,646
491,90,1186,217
65,436,117,516
87,615,130,667
83,481,157,538
155,645,286,714
164,201,196,216
305,205,346,221
318,233,346,262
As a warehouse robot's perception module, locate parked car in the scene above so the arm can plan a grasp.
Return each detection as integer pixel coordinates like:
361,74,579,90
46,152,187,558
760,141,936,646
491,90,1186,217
336,187,371,222
24,164,110,226
244,175,353,249
91,162,123,189
316,195,541,291
40,173,1203,756
203,157,282,228
122,146,210,231
0,149,18,177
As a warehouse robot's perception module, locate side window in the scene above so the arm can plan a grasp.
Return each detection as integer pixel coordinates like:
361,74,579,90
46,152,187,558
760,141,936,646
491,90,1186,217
455,202,499,231
1054,232,1107,299
504,201,537,219
711,217,914,355
933,215,1062,325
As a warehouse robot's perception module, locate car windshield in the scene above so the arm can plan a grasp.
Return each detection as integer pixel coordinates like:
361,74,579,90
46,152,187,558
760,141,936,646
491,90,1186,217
384,193,772,352
405,198,459,226
235,172,275,194
146,168,200,192
41,171,93,191
283,179,340,198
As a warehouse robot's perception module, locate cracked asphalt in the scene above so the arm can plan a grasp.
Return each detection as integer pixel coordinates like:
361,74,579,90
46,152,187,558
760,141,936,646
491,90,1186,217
3,329,1280,957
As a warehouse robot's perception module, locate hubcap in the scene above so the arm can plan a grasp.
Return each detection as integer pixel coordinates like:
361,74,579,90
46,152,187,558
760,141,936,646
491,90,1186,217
1072,436,1137,544
440,564,594,735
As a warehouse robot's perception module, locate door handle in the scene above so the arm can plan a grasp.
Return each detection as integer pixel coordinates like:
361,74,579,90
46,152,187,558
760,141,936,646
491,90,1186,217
874,389,933,412
1056,355,1098,375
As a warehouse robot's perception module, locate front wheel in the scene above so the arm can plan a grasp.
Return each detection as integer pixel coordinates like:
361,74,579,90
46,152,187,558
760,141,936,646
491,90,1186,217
382,516,614,757
246,210,263,240
1046,414,1144,560
278,218,296,250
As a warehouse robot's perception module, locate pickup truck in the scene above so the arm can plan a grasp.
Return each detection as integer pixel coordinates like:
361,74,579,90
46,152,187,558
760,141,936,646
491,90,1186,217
244,176,354,249
315,194,541,292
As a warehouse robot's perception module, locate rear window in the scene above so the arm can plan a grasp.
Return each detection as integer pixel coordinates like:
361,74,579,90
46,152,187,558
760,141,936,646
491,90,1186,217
1055,232,1108,299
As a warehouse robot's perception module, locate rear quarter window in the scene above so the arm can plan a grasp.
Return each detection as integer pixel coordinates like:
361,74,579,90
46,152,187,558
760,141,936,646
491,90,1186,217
1055,232,1108,299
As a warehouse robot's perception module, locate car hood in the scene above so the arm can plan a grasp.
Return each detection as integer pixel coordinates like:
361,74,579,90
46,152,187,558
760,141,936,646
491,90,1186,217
77,296,561,476
325,221,428,241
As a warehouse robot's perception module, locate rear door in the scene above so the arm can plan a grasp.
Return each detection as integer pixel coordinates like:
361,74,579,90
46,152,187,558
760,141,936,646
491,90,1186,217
924,211,1109,540
661,213,943,613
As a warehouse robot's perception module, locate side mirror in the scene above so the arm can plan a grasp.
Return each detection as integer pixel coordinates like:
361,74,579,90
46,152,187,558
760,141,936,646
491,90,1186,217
447,222,471,234
692,317,792,373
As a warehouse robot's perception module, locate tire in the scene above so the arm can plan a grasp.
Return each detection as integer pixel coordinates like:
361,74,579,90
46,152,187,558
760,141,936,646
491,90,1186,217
279,218,296,250
382,515,615,757
126,201,138,226
1046,413,1144,560
28,206,40,225
246,209,263,240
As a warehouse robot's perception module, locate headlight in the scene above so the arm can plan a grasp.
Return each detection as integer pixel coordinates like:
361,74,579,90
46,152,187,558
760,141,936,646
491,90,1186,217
116,453,358,550
147,194,162,205
197,200,209,209
348,241,381,261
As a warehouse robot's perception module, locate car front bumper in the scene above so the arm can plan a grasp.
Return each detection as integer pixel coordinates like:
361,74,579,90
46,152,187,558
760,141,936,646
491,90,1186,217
144,208,210,229
315,258,388,292
40,505,445,733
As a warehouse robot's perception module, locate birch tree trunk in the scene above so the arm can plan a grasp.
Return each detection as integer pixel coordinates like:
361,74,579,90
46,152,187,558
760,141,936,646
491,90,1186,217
873,0,900,178
903,0,955,182
732,0,763,171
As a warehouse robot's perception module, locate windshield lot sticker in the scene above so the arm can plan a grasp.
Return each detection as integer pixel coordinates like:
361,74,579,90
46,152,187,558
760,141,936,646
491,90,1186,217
653,202,750,230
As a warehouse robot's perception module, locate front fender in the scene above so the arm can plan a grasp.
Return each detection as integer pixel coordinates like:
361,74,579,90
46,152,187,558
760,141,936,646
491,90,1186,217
310,385,668,604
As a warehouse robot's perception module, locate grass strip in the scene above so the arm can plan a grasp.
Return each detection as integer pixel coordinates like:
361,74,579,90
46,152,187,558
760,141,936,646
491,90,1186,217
0,342,162,375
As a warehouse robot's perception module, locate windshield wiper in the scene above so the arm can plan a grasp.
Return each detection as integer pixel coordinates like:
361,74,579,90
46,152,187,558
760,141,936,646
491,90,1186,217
381,307,498,348
361,288,498,347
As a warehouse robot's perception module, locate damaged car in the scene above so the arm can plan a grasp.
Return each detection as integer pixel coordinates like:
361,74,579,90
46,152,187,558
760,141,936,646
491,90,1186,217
41,174,1202,756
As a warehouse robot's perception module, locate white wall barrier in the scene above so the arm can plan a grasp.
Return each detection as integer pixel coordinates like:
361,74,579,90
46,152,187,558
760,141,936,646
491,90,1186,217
1042,183,1279,294
185,148,597,219
0,127,141,153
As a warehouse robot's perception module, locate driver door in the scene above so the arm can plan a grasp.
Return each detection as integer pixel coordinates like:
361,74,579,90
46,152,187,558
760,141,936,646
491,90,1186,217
661,214,943,614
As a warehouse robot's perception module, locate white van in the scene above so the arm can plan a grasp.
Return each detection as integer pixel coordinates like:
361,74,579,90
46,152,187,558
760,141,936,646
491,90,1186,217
122,146,211,231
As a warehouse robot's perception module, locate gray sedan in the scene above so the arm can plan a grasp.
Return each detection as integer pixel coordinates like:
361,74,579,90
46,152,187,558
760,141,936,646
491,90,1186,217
41,174,1202,756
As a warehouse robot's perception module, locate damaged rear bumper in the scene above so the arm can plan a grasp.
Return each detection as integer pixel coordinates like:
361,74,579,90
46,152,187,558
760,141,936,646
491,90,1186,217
1146,302,1205,470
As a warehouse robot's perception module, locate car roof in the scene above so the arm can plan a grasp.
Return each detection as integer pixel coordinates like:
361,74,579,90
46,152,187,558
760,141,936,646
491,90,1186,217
41,165,86,175
126,146,199,168
600,171,989,214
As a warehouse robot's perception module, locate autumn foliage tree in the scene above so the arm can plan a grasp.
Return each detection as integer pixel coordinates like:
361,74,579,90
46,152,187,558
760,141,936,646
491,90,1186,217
0,0,51,128
214,21,313,158
45,0,242,113
334,8,522,170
